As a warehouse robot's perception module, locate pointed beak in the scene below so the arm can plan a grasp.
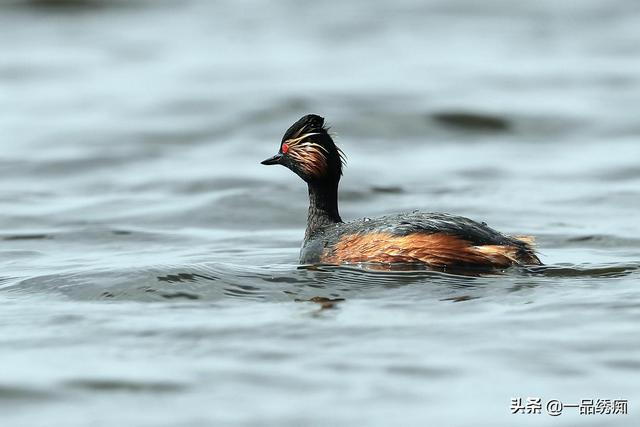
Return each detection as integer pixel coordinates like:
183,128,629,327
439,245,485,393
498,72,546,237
261,153,283,165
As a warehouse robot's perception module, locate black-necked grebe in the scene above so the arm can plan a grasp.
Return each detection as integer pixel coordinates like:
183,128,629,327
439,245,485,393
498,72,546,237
261,114,541,269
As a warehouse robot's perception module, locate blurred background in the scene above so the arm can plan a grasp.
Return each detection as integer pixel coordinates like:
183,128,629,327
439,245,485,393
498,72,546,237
1,0,639,426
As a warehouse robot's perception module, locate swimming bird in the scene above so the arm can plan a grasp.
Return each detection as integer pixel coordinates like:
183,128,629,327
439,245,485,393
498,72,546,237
261,114,541,269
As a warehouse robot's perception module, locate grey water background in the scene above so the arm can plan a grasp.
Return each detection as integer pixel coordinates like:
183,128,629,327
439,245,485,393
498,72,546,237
1,0,639,425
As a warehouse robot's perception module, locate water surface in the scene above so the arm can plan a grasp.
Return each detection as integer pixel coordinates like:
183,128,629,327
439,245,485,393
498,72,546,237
1,0,639,425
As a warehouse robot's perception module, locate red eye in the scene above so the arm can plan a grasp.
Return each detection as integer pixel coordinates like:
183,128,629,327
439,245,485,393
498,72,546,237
281,143,289,154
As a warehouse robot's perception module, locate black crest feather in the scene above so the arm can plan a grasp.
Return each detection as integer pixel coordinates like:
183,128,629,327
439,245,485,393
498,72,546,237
282,114,326,142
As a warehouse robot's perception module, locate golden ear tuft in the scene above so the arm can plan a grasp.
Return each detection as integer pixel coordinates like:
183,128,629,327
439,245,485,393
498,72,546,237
287,145,328,177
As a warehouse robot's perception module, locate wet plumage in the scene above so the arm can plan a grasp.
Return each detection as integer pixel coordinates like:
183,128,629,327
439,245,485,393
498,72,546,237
300,212,540,267
262,114,541,269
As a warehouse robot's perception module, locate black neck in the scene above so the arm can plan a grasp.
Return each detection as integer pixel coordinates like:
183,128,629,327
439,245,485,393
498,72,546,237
305,180,342,240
